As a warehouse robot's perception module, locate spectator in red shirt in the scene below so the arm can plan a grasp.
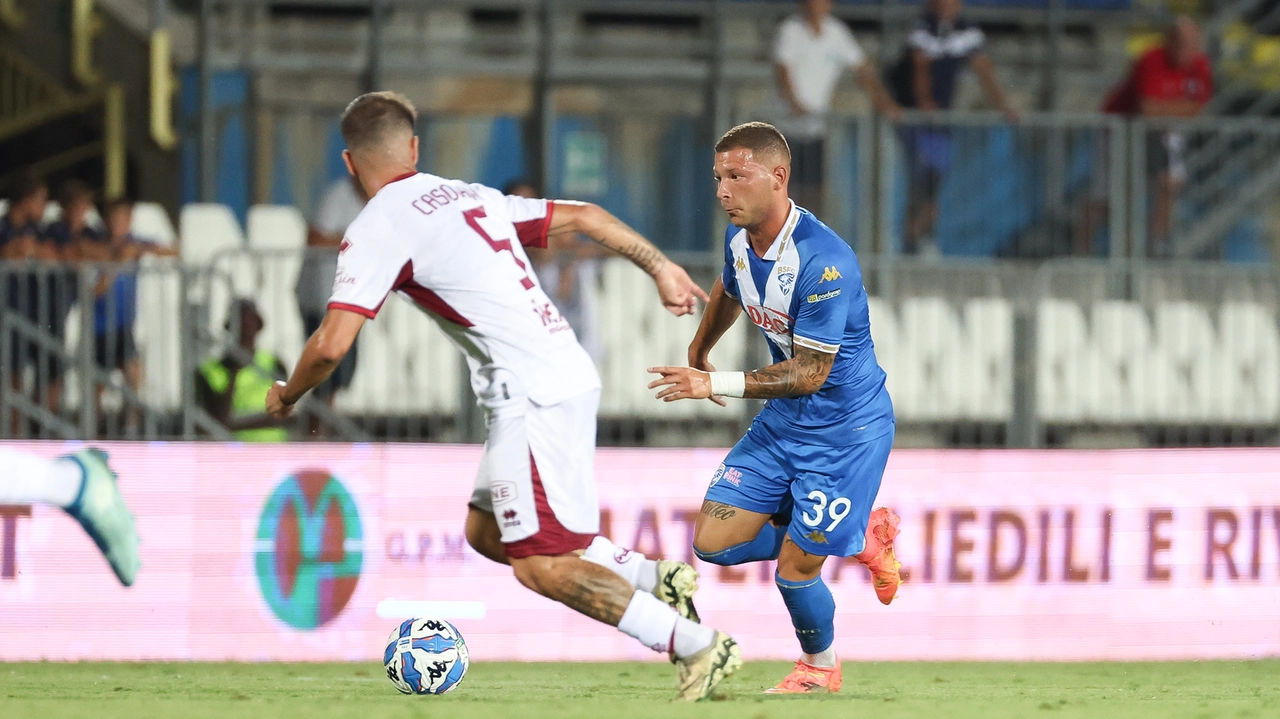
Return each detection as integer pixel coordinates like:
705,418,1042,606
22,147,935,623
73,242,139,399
1103,17,1212,256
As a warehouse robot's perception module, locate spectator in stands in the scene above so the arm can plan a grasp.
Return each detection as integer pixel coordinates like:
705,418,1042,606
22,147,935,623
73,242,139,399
195,298,289,442
296,175,366,420
1102,16,1212,258
1,173,66,433
772,0,902,218
82,198,178,431
890,0,1018,255
509,180,604,364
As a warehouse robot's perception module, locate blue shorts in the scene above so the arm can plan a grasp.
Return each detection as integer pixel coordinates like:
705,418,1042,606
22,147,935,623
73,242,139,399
704,421,894,557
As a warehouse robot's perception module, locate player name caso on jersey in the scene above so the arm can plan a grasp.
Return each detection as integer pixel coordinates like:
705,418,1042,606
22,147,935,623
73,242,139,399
328,172,600,409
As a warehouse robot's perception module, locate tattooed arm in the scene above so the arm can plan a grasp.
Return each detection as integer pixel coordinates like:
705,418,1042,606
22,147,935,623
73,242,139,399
648,344,835,402
548,200,708,316
743,344,835,399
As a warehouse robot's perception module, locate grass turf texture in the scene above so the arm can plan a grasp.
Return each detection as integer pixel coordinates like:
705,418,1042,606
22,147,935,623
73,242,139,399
2,661,1276,719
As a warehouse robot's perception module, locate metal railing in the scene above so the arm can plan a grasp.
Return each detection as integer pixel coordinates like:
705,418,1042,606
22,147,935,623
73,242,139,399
3,253,1279,449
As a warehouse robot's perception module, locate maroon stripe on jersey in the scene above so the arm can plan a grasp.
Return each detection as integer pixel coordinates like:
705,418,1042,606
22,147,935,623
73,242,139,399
503,452,596,559
327,302,377,319
514,202,554,249
387,171,419,185
392,260,475,328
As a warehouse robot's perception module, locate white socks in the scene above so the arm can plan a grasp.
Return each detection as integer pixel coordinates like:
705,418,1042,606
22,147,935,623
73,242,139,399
582,536,659,593
0,450,84,508
616,591,714,659
803,647,838,668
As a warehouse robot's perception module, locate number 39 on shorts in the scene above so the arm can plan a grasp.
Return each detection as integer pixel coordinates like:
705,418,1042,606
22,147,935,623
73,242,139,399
801,490,852,531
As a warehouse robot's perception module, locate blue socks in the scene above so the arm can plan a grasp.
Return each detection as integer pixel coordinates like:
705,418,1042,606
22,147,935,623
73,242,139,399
693,523,786,566
775,572,836,654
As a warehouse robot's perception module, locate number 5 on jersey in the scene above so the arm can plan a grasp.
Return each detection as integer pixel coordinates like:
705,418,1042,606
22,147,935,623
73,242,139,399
463,207,535,290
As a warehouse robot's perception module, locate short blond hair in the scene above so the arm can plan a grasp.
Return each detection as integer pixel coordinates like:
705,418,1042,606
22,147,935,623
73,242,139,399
714,122,791,163
340,91,417,153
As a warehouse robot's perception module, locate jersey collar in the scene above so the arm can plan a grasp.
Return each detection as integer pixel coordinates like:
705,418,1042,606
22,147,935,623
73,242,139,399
759,201,800,262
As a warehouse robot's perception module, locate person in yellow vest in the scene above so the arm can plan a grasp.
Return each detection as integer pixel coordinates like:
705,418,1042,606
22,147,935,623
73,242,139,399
195,298,290,442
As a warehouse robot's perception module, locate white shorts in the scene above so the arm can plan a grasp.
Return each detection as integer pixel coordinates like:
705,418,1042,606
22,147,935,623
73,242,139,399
469,389,600,558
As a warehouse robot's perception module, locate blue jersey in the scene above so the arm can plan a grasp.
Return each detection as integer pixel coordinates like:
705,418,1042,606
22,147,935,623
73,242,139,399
721,204,893,446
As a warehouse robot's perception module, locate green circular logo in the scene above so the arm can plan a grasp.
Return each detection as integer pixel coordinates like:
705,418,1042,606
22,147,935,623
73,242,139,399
255,470,363,629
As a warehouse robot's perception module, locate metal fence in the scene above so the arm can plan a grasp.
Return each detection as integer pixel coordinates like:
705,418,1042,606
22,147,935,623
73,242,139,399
3,253,1279,449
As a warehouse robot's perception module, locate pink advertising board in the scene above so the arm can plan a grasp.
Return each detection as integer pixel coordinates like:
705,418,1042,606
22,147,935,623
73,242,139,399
1,442,1279,662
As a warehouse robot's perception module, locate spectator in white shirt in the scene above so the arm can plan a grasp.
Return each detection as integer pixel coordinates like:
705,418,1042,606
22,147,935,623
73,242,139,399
773,0,901,217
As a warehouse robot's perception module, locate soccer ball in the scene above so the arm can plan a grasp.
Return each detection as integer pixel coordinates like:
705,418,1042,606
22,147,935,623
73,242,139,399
383,616,470,695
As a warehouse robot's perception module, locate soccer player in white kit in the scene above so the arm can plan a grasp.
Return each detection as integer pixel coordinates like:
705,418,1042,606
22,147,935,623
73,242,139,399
264,92,741,700
0,447,140,586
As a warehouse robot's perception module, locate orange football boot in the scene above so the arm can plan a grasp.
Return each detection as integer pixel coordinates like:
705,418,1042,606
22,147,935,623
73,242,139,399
764,659,842,694
854,507,902,605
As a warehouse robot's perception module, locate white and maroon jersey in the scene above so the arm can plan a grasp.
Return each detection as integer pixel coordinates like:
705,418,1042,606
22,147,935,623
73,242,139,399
328,172,600,409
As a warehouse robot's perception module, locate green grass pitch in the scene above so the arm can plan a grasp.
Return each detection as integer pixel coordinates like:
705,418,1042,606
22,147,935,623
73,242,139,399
2,660,1277,719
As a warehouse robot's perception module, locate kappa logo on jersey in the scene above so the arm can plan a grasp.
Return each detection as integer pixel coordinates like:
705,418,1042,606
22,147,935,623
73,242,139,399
807,289,841,304
820,266,842,283
745,305,792,335
804,530,828,545
339,239,351,254
734,257,747,271
777,266,796,294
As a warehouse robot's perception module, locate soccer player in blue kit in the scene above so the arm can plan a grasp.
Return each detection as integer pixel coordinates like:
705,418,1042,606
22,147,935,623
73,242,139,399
648,122,900,694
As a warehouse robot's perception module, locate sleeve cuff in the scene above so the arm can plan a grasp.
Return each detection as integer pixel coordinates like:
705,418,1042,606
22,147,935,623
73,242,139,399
794,335,840,354
327,302,378,319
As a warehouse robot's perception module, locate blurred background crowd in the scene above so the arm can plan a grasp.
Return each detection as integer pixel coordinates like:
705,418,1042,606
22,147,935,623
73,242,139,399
1,0,1278,450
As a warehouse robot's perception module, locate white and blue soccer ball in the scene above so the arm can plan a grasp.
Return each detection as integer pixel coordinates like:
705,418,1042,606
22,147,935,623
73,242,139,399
383,616,470,695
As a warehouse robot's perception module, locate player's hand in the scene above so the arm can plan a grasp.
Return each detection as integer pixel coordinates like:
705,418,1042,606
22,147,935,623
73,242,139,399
266,381,295,419
647,366,713,402
687,352,727,407
654,263,710,317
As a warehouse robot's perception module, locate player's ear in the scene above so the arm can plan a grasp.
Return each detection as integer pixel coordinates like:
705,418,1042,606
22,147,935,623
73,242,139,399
342,150,357,178
774,163,789,192
409,135,420,167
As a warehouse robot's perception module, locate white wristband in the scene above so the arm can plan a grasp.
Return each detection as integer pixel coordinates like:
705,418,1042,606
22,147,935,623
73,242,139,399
707,371,746,398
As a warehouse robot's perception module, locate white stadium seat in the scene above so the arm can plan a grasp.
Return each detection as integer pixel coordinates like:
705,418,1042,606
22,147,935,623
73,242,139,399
1218,302,1280,424
131,202,177,247
133,255,184,411
247,205,307,251
959,298,1014,422
1154,301,1224,422
179,203,244,266
1036,299,1093,423
866,297,902,410
897,297,964,421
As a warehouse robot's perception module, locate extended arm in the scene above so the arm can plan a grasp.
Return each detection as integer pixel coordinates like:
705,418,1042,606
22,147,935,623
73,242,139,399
548,200,709,315
688,278,742,369
775,64,807,117
971,53,1019,122
266,308,367,417
853,64,904,121
649,344,836,402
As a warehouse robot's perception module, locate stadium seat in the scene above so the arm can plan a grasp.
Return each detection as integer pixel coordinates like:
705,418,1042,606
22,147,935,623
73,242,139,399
385,294,463,414
898,297,964,421
1154,301,1225,423
959,298,1014,422
1090,301,1157,423
246,205,307,251
1218,303,1280,424
1035,299,1092,423
133,256,184,411
866,297,901,409
131,202,177,247
179,203,244,266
